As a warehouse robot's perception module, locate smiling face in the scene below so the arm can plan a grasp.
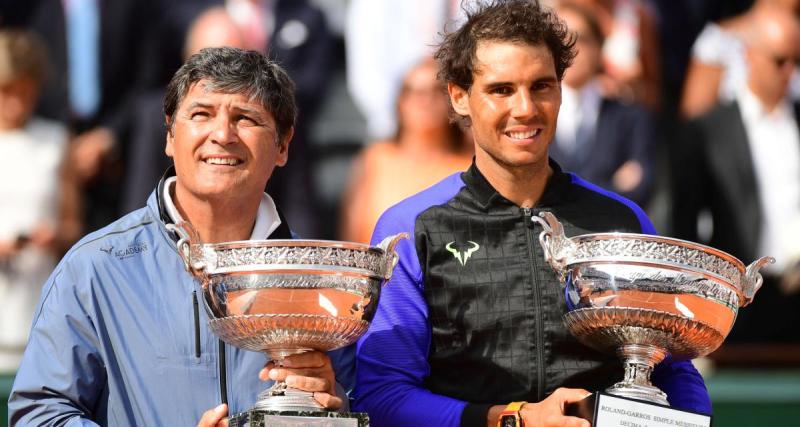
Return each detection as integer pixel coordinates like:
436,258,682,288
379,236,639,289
449,41,561,175
165,79,291,207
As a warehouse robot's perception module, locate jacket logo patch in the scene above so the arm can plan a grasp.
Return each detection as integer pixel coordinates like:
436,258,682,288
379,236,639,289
445,241,480,266
110,242,149,260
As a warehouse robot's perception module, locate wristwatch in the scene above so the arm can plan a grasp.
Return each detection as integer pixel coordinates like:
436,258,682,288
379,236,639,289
497,401,527,427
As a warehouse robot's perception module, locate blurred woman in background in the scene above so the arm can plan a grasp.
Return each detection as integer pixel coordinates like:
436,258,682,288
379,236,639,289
0,30,80,372
340,58,472,243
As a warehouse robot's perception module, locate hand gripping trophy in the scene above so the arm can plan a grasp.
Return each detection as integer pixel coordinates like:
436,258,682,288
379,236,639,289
170,221,406,426
532,212,773,426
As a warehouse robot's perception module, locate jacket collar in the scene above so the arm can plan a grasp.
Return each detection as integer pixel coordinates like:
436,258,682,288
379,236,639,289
155,167,293,242
461,158,573,211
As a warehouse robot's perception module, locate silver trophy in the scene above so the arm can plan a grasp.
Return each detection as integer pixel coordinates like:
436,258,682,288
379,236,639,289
169,221,406,417
533,212,773,406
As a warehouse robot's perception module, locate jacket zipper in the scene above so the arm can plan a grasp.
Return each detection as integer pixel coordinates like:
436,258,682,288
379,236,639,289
219,339,228,405
523,207,546,401
192,291,201,358
193,290,228,405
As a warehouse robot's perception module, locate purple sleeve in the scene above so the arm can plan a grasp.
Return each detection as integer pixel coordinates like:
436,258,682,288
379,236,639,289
653,358,712,414
353,201,468,426
569,173,710,412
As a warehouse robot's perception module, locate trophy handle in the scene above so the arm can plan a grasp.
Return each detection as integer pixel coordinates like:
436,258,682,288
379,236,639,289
166,221,209,285
376,233,409,281
531,211,574,282
741,256,775,306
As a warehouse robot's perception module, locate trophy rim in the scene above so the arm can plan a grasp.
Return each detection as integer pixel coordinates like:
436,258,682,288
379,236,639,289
192,238,388,255
569,232,746,274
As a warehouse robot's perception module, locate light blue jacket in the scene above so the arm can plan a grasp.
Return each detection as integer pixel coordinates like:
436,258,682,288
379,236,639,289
8,186,353,426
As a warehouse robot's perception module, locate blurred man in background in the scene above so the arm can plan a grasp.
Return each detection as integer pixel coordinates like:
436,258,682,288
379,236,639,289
672,5,800,343
550,2,656,207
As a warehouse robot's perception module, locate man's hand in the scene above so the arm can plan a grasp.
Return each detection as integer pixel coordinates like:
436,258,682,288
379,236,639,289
259,351,343,410
197,403,228,427
519,388,591,427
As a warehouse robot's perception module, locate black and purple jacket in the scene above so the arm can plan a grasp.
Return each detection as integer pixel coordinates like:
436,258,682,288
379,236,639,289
353,160,711,427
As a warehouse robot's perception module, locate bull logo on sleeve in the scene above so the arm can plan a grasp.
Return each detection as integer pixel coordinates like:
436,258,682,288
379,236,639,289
445,241,480,266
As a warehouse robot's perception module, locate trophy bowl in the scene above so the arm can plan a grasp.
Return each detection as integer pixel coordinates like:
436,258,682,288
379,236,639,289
169,221,406,413
533,212,774,405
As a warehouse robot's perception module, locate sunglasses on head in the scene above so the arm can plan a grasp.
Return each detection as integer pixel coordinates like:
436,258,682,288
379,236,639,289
772,54,799,68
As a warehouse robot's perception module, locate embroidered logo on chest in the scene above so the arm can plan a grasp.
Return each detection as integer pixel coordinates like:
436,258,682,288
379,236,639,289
445,241,480,266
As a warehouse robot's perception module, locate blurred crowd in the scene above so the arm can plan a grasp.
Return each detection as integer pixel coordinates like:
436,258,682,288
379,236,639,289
1,0,799,374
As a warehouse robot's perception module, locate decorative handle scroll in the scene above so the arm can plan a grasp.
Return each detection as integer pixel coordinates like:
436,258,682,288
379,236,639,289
166,221,209,286
741,256,775,306
530,211,575,282
377,233,409,281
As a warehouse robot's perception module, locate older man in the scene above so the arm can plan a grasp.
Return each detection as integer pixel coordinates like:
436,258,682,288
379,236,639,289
9,47,346,426
354,1,710,426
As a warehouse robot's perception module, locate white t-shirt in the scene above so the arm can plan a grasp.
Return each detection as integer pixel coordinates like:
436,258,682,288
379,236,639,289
692,22,800,102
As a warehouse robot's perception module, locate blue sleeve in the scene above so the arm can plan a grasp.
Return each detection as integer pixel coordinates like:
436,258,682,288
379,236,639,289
353,211,468,427
652,357,712,414
634,201,711,414
329,344,356,397
631,203,712,414
8,258,105,426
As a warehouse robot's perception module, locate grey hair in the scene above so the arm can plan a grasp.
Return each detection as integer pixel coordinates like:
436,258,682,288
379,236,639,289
163,47,296,147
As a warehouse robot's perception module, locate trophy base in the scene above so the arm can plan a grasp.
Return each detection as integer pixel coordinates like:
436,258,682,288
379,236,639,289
565,392,711,427
228,409,370,427
253,388,325,412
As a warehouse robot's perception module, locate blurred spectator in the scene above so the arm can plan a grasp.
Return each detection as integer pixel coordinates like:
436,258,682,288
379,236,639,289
340,58,471,243
680,0,800,119
561,0,662,111
25,0,161,233
0,30,79,372
551,2,656,206
345,0,463,141
671,6,800,343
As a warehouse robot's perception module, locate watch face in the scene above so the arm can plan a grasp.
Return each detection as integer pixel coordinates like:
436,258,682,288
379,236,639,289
500,415,519,427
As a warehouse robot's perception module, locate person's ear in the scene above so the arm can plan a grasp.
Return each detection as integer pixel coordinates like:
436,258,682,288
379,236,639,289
448,82,471,117
276,126,293,167
165,115,174,158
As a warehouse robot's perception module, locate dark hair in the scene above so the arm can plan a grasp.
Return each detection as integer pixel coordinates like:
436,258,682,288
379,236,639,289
164,47,296,146
435,0,577,92
0,30,49,85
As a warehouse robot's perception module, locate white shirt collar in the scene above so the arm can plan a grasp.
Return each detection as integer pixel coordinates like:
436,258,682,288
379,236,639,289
737,84,792,122
162,177,282,240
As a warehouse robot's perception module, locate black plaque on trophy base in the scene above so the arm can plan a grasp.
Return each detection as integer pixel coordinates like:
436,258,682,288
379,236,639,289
565,392,712,427
228,409,370,427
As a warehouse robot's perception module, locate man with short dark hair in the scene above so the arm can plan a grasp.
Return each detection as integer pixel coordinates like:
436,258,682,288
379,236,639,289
353,2,710,426
9,47,348,426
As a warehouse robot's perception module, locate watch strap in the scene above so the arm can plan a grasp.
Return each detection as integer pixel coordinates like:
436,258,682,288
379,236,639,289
497,401,527,427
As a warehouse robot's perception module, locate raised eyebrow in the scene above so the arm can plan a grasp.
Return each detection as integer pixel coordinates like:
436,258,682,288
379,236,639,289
185,101,213,110
231,106,265,117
